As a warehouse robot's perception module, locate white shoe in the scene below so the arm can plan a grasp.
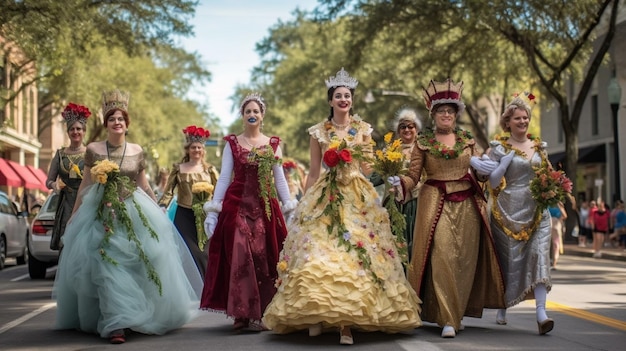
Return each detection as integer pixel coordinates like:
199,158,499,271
339,327,353,345
441,325,456,338
309,323,322,337
592,251,602,258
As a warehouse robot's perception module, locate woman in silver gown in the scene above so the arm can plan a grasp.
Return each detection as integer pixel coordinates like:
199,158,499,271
484,94,554,335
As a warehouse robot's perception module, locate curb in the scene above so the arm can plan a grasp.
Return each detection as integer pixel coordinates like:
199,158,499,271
563,246,626,262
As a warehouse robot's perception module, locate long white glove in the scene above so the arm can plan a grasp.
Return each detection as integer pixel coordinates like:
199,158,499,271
203,143,234,214
274,160,297,216
387,176,401,187
204,212,219,237
470,154,499,176
489,151,516,186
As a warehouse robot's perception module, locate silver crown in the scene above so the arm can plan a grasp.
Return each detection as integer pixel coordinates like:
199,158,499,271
240,93,266,115
325,67,358,89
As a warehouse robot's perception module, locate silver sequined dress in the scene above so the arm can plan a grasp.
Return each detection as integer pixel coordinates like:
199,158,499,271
489,140,552,307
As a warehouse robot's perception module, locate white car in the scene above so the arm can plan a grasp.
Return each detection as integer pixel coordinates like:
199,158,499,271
28,193,59,279
0,191,29,269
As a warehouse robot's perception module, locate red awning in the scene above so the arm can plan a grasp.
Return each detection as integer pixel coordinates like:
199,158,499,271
7,160,46,191
26,165,50,192
0,158,22,187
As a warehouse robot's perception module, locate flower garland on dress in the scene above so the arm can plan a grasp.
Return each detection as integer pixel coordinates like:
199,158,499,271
90,159,162,294
318,138,382,285
490,134,572,241
417,127,473,159
191,181,215,250
247,146,282,219
373,132,408,264
317,117,392,285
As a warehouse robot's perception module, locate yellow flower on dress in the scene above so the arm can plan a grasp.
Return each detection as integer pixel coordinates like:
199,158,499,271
277,260,288,272
71,164,83,179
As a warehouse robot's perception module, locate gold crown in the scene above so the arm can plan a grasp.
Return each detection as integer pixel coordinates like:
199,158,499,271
102,89,130,116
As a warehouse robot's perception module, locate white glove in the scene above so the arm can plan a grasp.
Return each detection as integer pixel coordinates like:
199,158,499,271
281,199,298,216
489,151,516,186
387,176,401,187
470,155,499,176
204,212,219,237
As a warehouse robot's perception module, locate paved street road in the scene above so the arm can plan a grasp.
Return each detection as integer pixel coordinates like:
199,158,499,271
0,254,624,351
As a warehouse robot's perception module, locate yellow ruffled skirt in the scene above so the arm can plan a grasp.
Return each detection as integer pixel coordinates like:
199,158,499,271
262,174,421,333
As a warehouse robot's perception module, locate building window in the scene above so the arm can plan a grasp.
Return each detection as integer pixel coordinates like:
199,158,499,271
591,94,599,135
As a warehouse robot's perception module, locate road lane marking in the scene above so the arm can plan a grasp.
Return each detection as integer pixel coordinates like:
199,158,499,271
547,301,626,331
0,302,56,335
10,266,57,282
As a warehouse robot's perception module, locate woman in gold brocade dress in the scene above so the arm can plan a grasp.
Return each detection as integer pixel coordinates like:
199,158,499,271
159,125,219,278
397,79,505,338
263,68,421,345
46,103,90,251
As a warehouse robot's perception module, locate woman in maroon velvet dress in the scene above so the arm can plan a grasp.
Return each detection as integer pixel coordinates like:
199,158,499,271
200,93,297,330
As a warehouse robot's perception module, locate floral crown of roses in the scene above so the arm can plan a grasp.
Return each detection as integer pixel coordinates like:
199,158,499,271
240,93,266,115
422,78,465,115
61,102,91,126
325,67,358,89
183,125,211,144
102,89,130,116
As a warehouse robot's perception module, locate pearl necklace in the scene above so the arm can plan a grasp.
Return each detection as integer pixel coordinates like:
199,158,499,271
331,118,350,130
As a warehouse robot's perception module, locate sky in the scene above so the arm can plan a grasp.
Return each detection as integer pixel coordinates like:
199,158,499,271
180,0,320,130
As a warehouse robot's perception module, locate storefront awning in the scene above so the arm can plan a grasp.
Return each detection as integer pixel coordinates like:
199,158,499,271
548,144,606,167
7,160,47,191
0,158,23,187
26,165,50,192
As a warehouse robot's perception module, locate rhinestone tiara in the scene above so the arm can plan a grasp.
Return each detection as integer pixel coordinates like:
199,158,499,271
325,67,358,89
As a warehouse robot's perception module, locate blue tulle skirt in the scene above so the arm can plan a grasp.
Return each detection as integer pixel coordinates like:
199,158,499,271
52,184,202,338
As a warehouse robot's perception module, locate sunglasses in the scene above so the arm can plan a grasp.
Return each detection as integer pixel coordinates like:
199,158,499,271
399,124,416,130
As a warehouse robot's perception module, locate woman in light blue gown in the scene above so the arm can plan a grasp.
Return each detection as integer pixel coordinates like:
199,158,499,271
52,90,202,344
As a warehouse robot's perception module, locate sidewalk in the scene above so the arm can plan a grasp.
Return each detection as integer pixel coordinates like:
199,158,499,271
563,243,626,262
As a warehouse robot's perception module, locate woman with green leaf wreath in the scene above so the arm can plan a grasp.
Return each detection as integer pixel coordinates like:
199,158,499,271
201,93,296,332
473,93,571,335
262,68,421,346
53,90,202,345
394,79,505,339
158,125,219,278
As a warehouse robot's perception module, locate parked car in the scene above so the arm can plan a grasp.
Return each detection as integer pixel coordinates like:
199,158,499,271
28,192,59,279
0,190,29,269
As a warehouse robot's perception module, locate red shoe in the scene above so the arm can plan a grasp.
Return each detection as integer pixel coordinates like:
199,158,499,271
110,330,126,344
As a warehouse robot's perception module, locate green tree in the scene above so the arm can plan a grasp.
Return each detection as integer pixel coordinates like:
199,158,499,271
311,0,621,197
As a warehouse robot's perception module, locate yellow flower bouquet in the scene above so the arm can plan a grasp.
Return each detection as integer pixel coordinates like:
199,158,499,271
372,132,408,264
90,159,162,294
192,181,215,250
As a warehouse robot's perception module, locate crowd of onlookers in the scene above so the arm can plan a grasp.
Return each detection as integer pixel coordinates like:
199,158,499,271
575,199,626,258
